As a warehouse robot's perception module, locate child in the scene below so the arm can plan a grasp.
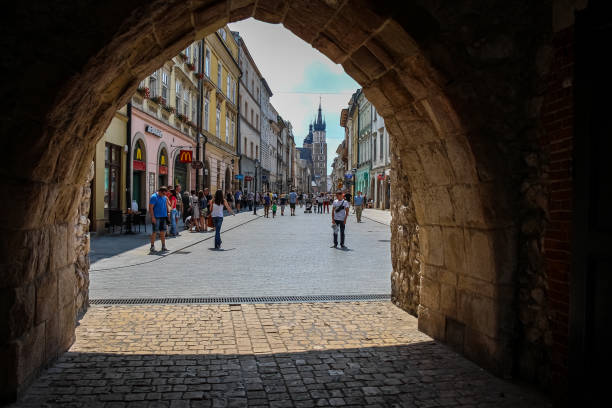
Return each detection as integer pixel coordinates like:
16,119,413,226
272,201,277,218
184,215,193,231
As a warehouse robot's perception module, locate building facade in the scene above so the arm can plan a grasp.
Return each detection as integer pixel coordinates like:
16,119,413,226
233,31,262,195
370,106,391,209
311,103,328,192
356,92,372,200
260,79,275,192
201,27,240,194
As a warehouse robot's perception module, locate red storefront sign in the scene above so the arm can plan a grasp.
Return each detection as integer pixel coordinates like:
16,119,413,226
179,150,193,163
159,165,168,175
377,174,384,180
133,160,146,171
245,176,253,181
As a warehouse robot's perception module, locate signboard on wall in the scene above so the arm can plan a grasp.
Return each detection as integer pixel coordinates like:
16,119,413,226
159,166,168,175
133,160,145,171
179,150,193,163
145,125,163,137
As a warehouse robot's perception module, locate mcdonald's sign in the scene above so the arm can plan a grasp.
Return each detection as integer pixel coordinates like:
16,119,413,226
179,150,193,163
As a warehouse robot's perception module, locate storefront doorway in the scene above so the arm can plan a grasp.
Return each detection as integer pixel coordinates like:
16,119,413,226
132,140,146,210
174,154,188,190
158,147,168,187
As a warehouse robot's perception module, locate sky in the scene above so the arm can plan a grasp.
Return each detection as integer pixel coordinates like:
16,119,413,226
228,18,359,175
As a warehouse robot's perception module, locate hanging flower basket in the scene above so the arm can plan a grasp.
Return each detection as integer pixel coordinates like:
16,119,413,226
162,104,175,114
186,62,196,71
179,53,188,61
195,72,204,80
136,87,150,99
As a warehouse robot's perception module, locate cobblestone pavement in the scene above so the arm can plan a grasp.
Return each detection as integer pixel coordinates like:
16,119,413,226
90,210,392,299
361,209,391,226
14,302,550,407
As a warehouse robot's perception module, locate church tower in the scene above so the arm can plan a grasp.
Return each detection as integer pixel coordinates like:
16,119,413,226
311,100,327,192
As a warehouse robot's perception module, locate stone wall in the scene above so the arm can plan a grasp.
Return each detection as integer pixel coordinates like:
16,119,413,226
74,163,94,317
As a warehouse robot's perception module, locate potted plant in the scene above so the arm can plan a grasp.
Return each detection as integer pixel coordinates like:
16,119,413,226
136,86,150,98
195,72,204,80
162,104,175,114
186,62,196,71
150,96,163,105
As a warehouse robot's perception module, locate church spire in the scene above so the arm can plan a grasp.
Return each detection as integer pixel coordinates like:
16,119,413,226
314,98,326,132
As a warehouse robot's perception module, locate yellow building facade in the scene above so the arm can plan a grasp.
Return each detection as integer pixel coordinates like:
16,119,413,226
201,27,240,193
92,106,128,232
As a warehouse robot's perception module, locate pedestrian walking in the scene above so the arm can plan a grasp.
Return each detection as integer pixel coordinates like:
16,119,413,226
149,186,170,252
280,194,287,216
323,193,330,213
354,191,364,223
226,190,234,210
331,190,350,249
189,190,201,232
263,193,271,218
168,188,179,236
289,189,298,216
200,189,209,232
181,188,190,223
298,192,304,208
247,191,254,211
210,189,235,250
317,193,324,214
272,200,277,218
235,189,242,212
175,184,183,231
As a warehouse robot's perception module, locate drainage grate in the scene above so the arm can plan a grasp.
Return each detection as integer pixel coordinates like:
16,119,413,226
90,294,390,306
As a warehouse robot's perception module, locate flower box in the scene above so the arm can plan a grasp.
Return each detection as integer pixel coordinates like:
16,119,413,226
179,53,188,61
150,96,163,105
195,72,204,80
186,62,196,71
162,104,175,114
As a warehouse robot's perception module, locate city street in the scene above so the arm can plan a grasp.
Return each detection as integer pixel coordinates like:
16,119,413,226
90,209,392,299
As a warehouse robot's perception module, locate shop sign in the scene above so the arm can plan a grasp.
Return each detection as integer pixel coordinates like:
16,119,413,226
344,173,352,179
377,174,384,180
235,174,244,180
191,160,203,169
133,160,146,171
146,125,163,137
245,176,253,181
159,165,168,175
179,150,193,163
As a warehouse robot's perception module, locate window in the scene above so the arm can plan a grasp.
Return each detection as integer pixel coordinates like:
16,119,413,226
225,113,230,144
161,71,169,101
192,95,196,123
184,45,190,61
231,80,236,103
256,114,259,129
250,109,253,125
251,79,254,92
226,75,230,96
244,139,247,156
244,101,248,117
217,62,222,87
250,142,254,158
320,146,323,154
217,28,226,41
183,89,189,119
256,145,258,160
193,45,199,68
204,93,210,131
380,132,384,160
231,116,235,146
373,135,377,162
104,143,122,211
175,81,182,113
245,70,248,84
205,48,210,76
216,104,220,138
149,70,158,97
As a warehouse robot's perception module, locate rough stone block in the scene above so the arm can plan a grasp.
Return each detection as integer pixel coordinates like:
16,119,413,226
35,268,58,325
193,1,228,34
418,186,454,225
58,265,76,309
445,317,465,353
421,264,457,286
0,228,50,289
2,285,35,341
417,305,445,340
419,276,440,310
14,323,46,387
312,33,347,64
417,142,453,186
49,224,69,273
450,185,485,227
458,275,496,299
442,227,466,274
457,290,497,338
443,138,478,184
440,283,457,317
58,302,76,351
420,226,443,266
465,229,496,283
463,327,506,375
253,0,286,23
44,316,61,363
374,20,420,62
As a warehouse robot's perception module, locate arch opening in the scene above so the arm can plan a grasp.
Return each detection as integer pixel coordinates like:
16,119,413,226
0,0,563,401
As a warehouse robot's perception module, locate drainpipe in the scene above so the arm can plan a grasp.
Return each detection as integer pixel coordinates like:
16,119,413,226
196,40,203,190
126,102,132,209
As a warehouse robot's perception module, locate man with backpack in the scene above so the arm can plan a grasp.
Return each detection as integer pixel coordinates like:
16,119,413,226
331,190,350,249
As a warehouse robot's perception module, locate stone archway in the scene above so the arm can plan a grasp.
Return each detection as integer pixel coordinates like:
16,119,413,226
1,0,565,401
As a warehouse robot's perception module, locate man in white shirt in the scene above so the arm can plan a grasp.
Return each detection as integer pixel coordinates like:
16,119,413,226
331,190,350,249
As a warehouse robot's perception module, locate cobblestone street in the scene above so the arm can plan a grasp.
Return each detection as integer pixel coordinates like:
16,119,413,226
14,302,549,407
90,209,392,299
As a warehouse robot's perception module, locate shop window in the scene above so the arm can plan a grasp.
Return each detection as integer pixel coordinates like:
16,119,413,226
104,143,122,212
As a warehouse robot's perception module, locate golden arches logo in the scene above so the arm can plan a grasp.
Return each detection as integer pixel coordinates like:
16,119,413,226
179,150,193,163
135,147,142,160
